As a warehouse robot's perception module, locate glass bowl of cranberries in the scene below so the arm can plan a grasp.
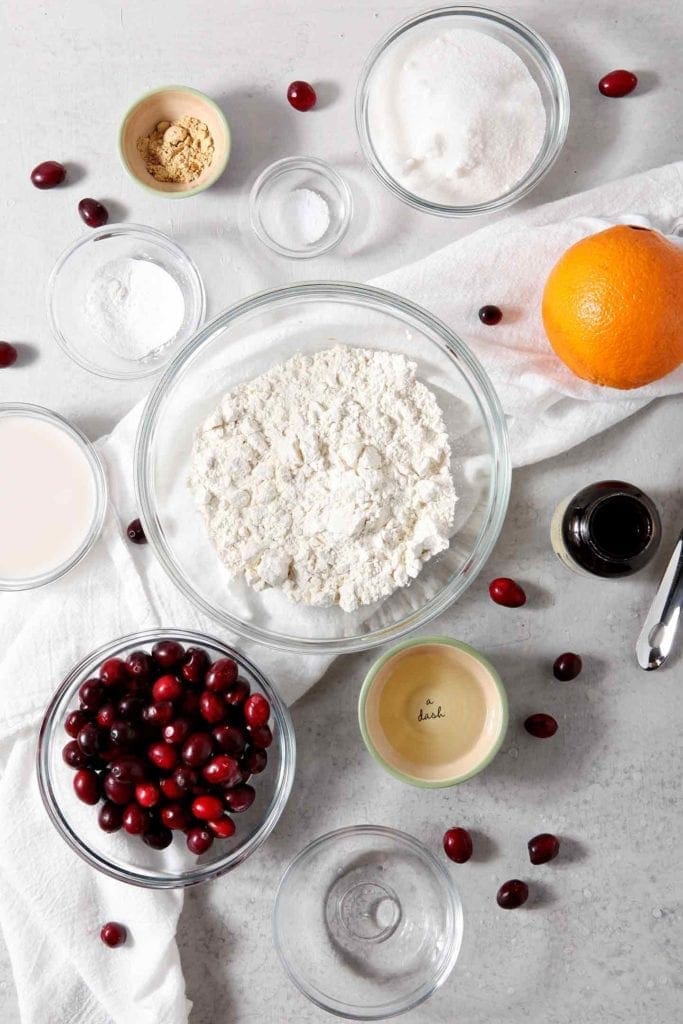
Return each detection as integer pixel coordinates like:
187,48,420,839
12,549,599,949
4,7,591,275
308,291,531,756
37,629,295,887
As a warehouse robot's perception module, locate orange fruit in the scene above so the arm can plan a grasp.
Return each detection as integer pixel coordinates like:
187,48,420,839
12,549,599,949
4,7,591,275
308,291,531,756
542,225,683,389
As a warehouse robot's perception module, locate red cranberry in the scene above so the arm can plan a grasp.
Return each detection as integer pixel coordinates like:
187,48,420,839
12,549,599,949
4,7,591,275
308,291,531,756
148,742,178,771
203,754,241,786
443,827,473,864
163,718,191,744
598,69,638,97
489,577,526,608
182,648,210,685
159,776,185,801
223,784,255,813
31,160,66,188
199,691,226,724
125,650,153,681
122,803,149,835
191,794,224,821
152,675,184,703
186,826,213,855
135,782,160,808
478,304,502,325
77,722,102,757
241,746,267,775
109,720,141,749
152,640,185,670
224,679,250,707
180,690,200,717
246,724,273,749
0,342,18,368
524,713,558,738
103,773,135,805
160,803,190,830
172,765,199,792
98,801,123,833
96,703,117,729
243,693,270,728
78,197,108,227
528,833,560,865
212,724,246,757
62,740,89,769
73,769,100,805
117,695,145,721
100,922,127,947
181,732,214,767
205,658,238,693
553,653,582,681
99,658,129,687
142,701,174,727
143,825,173,850
109,754,147,783
64,709,88,738
287,80,317,111
208,815,236,839
497,879,529,909
79,679,105,710
126,518,146,544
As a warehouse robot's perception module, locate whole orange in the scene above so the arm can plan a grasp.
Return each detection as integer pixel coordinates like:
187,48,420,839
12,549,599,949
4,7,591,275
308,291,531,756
542,225,683,389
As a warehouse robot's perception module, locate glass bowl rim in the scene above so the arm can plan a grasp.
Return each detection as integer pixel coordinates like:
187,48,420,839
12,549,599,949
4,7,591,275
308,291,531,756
46,222,207,381
37,627,296,889
134,280,511,655
355,4,570,218
272,823,464,1019
248,156,354,259
0,402,108,592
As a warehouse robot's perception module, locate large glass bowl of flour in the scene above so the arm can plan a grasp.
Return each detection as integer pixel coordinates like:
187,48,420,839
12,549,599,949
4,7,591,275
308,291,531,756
135,282,510,654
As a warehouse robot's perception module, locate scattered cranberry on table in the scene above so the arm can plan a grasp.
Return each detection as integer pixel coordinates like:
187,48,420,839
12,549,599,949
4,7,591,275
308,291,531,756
100,922,127,948
524,713,558,738
78,197,109,228
443,827,473,864
126,518,147,545
489,577,527,608
553,652,582,681
598,69,638,97
30,160,66,189
528,833,560,865
0,342,18,368
287,80,317,111
478,304,503,326
497,879,529,909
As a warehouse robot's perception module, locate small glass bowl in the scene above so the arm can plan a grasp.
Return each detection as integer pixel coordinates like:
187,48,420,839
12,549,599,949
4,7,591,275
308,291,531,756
273,825,463,1019
47,223,206,380
0,403,107,592
356,5,570,217
249,157,353,258
37,629,296,888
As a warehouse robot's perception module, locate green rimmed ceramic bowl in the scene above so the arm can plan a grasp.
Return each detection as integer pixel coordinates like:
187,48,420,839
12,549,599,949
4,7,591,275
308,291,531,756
359,636,508,788
118,85,231,197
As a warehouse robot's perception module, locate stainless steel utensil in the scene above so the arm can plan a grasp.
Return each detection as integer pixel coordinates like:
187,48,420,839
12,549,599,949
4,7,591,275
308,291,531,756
636,529,683,670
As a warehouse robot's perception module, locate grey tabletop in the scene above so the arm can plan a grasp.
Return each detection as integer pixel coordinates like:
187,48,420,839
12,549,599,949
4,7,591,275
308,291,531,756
1,0,681,1022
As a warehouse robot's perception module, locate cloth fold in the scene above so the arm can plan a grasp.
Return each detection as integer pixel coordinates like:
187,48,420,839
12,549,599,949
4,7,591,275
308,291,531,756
0,162,681,1024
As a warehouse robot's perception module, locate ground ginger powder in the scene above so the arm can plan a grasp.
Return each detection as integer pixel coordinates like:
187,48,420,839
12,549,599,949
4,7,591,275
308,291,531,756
137,116,214,184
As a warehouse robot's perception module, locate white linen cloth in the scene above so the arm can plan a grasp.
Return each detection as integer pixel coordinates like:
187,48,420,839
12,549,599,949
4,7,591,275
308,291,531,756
0,162,681,1024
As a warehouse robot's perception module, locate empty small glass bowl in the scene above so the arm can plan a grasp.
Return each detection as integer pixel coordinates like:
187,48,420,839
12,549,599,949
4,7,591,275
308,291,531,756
273,825,463,1019
47,223,206,380
249,157,353,258
37,629,296,888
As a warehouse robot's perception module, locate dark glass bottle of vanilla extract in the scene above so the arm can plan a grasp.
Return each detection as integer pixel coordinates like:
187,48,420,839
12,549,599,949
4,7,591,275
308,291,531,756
550,481,661,578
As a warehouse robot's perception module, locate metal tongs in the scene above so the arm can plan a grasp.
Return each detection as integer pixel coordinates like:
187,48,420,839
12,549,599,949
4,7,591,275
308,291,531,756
636,529,683,670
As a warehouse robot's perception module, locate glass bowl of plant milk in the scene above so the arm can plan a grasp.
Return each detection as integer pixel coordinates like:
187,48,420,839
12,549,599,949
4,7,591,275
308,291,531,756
356,6,569,216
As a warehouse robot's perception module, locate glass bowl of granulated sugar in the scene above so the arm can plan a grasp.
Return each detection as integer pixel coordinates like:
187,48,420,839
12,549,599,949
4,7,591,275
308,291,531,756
356,6,569,217
135,282,511,655
47,223,206,380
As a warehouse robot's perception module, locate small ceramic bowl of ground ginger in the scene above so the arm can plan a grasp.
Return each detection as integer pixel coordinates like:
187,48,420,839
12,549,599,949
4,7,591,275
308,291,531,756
118,85,231,197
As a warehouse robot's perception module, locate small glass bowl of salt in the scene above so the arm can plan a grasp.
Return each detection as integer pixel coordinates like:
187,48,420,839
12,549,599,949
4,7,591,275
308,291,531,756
249,157,352,259
47,223,205,380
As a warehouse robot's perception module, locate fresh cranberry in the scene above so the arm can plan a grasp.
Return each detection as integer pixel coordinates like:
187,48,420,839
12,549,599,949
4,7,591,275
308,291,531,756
182,648,210,685
205,658,238,693
203,754,241,785
96,703,117,729
152,675,184,703
135,782,160,808
109,720,142,749
117,695,145,721
172,765,199,792
143,825,173,850
241,746,267,775
287,80,317,111
73,769,100,805
224,679,250,707
64,709,88,738
163,718,191,744
159,776,185,801
125,650,153,681
199,691,225,724
126,518,146,544
79,679,105,710
31,160,66,188
180,690,200,717
0,342,18,368
152,640,185,670
148,742,178,771
524,713,558,738
489,577,526,607
186,826,213,855
103,773,135,804
110,754,147,783
528,833,560,865
208,815,236,839
62,740,89,769
142,701,174,727
181,732,213,767
99,658,129,687
246,724,273,749
212,724,246,757
478,304,502,325
223,784,255,813
598,69,638,97
77,722,102,757
553,653,582,681
191,794,224,821
497,879,529,909
98,801,123,833
243,693,270,728
100,922,127,947
122,803,149,835
443,827,473,864
78,197,108,227
160,803,190,830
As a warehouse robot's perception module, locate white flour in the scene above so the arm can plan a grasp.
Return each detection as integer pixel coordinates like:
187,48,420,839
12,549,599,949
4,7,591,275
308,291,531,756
189,345,457,612
85,257,185,361
367,27,546,205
